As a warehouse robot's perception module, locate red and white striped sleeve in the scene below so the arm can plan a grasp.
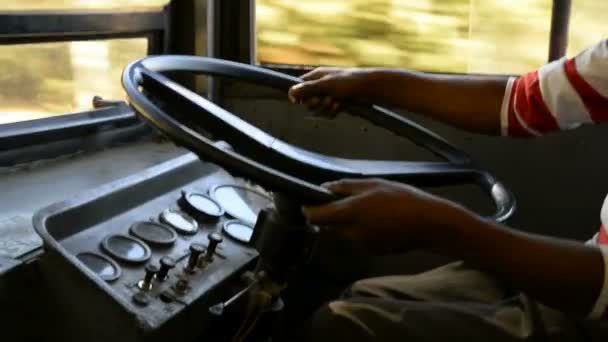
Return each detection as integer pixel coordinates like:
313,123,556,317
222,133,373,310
501,39,608,137
501,39,608,320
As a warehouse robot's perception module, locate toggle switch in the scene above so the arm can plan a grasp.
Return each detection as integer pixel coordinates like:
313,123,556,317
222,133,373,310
185,243,205,273
204,232,223,262
156,256,176,281
138,263,159,291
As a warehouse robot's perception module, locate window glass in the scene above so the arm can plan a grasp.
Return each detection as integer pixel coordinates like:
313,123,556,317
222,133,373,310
1,0,169,10
257,0,554,75
0,38,147,124
567,2,608,57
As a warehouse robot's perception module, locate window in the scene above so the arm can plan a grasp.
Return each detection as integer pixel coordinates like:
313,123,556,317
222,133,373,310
567,1,608,57
1,0,169,10
0,39,148,124
0,0,169,125
256,1,559,75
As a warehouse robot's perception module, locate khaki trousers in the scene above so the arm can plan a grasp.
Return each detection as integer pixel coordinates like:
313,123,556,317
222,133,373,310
307,261,608,341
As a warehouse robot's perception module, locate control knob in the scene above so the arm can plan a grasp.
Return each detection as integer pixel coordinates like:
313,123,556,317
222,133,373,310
204,232,223,262
138,263,159,291
156,256,176,281
185,243,205,273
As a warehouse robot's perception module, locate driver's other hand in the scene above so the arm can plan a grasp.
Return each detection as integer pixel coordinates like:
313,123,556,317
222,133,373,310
302,179,462,255
288,67,368,117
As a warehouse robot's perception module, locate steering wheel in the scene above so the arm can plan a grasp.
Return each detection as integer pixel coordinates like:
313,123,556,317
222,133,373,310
122,56,515,222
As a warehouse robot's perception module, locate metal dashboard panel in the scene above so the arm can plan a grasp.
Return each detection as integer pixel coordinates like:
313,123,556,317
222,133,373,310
33,153,260,342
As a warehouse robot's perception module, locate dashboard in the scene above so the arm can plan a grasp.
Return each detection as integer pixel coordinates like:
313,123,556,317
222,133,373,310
33,152,272,341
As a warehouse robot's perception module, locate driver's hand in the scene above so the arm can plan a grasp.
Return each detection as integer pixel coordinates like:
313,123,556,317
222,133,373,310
288,67,370,116
302,179,464,255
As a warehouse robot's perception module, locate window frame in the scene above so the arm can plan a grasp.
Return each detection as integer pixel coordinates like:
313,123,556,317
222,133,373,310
0,10,169,52
207,0,255,104
548,0,572,62
0,104,148,166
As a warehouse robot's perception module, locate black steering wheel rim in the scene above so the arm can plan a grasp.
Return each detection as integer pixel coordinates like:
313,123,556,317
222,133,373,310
122,55,515,222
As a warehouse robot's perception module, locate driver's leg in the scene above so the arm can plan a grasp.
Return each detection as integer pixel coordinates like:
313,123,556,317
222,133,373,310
345,260,513,304
303,261,585,342
306,296,582,342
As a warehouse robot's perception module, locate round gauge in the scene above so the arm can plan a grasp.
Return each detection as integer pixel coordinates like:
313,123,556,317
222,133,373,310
76,252,121,281
129,221,177,246
159,209,199,235
223,220,254,244
210,184,272,226
179,191,225,222
101,234,151,264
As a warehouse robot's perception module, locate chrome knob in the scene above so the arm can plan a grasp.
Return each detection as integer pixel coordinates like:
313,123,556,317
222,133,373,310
138,263,159,291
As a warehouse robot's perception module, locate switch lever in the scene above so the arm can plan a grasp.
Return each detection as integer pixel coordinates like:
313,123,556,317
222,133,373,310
208,277,260,316
204,232,223,262
157,256,176,281
185,243,205,273
138,263,159,291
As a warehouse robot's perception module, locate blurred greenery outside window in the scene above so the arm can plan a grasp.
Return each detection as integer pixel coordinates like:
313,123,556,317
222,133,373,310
0,0,169,125
1,1,606,125
257,0,608,75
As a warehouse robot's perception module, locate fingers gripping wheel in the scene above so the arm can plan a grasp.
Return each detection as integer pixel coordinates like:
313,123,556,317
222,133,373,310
122,56,515,222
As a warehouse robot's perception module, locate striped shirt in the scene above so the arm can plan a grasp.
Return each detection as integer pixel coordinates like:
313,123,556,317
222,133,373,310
500,39,608,320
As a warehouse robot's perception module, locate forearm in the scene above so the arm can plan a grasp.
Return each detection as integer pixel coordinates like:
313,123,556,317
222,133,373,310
433,205,605,316
358,69,508,135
